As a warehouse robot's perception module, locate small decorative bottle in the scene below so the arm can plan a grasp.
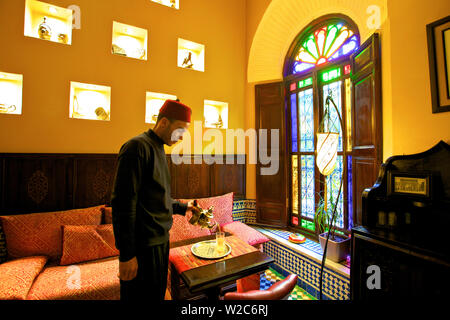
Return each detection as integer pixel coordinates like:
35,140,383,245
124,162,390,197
38,16,52,40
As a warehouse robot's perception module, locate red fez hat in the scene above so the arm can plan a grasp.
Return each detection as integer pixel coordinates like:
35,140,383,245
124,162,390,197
159,100,192,123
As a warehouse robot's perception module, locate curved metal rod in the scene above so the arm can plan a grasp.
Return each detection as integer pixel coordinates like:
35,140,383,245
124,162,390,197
319,93,347,300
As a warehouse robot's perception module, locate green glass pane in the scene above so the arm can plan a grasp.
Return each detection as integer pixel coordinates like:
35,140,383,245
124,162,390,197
321,67,341,83
299,77,313,89
301,219,315,231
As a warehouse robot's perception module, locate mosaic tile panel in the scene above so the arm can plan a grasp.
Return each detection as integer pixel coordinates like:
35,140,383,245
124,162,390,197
263,240,350,300
260,267,316,300
262,228,323,255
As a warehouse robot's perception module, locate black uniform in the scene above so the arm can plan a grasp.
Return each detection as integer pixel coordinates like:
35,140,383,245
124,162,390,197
111,129,187,301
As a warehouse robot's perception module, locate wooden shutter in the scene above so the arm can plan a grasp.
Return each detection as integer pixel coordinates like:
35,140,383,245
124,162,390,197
255,82,288,227
350,33,383,227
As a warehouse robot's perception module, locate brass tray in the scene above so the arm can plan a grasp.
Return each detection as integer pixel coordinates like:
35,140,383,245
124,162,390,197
191,240,231,259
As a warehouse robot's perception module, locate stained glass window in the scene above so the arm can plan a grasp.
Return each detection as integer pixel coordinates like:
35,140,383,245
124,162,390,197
301,155,315,219
292,155,299,215
292,23,359,75
287,17,358,237
322,80,343,151
326,155,344,229
291,94,298,152
299,89,314,152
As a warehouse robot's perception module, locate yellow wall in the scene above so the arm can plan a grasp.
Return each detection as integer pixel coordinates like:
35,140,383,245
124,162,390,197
389,0,450,156
0,0,246,154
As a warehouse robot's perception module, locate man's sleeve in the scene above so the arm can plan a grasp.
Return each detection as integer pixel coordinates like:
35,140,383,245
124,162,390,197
111,147,143,262
172,200,188,216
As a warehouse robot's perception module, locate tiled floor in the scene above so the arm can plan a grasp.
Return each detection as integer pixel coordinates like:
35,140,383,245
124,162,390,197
260,268,316,300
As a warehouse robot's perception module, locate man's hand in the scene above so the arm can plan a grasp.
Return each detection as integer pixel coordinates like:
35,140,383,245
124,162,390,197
187,200,196,211
118,256,138,281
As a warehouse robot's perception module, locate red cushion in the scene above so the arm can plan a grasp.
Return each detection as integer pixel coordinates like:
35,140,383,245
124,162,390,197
170,211,212,243
0,206,104,262
0,256,48,300
60,224,119,265
178,192,234,227
222,221,269,246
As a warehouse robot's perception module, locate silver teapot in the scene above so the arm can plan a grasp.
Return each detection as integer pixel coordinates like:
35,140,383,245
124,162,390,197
188,200,217,229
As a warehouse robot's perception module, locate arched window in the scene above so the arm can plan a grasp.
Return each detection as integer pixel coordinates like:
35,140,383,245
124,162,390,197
284,15,360,237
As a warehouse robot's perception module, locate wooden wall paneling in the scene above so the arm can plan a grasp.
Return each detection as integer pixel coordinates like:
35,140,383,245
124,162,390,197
173,155,211,199
0,153,246,215
0,155,70,215
73,154,117,208
211,155,246,199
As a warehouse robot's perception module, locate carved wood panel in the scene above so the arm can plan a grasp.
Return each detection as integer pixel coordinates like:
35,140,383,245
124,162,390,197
0,154,246,215
73,155,117,208
1,155,70,214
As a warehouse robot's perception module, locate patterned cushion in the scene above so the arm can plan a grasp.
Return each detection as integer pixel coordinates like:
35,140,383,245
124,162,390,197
102,206,112,224
222,221,270,246
0,256,48,300
60,224,119,266
179,192,234,227
27,257,119,300
0,222,7,264
0,205,104,262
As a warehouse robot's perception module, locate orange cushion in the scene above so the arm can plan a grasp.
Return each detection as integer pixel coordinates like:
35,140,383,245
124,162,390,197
27,257,119,300
0,205,104,262
0,256,48,300
60,224,119,265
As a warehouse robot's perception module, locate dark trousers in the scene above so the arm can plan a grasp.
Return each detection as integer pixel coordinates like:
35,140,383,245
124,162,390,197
120,241,170,301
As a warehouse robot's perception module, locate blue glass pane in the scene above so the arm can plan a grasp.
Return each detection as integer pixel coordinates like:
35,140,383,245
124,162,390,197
301,155,315,219
293,62,315,74
328,35,359,62
322,80,343,151
299,89,314,152
347,155,353,230
291,93,298,152
326,155,344,229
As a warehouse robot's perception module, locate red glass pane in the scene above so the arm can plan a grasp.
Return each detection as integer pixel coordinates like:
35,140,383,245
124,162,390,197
344,64,351,75
292,216,299,225
290,82,297,91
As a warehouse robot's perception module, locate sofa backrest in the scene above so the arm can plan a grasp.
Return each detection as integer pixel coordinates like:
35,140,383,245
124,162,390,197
0,205,104,262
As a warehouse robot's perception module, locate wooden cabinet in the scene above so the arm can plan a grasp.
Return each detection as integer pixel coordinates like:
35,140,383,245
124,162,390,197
351,226,450,299
351,141,450,299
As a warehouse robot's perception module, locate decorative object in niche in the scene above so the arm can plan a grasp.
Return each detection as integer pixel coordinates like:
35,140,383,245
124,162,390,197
0,71,23,115
181,51,194,69
24,0,73,45
151,0,179,10
145,92,177,124
178,38,205,72
112,22,148,60
204,100,228,129
38,16,52,40
69,82,111,121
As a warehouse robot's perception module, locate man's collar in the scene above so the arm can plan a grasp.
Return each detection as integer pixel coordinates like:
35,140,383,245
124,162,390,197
147,129,165,146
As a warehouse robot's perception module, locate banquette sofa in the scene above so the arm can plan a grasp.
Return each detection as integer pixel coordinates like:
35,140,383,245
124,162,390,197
0,192,269,300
